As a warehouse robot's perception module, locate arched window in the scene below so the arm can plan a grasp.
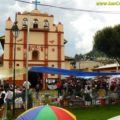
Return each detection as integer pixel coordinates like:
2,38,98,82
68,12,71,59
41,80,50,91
32,50,39,60
33,19,38,28
23,18,28,27
44,19,49,29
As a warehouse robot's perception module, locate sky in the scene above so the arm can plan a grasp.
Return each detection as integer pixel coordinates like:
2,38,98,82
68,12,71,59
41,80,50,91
1,0,120,57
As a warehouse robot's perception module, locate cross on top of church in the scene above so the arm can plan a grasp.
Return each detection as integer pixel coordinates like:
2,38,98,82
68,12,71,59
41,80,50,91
32,0,40,10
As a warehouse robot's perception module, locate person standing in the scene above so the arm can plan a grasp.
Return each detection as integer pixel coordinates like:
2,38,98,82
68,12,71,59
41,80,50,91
35,83,40,100
57,80,62,97
84,86,92,106
23,81,31,90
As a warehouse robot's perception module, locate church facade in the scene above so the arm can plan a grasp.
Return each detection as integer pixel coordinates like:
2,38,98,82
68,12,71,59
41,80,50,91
4,9,65,88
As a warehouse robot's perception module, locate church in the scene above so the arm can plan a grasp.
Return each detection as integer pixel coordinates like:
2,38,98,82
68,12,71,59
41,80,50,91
1,2,69,89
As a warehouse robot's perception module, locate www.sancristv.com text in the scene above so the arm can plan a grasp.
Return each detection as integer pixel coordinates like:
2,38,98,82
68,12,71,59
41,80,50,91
96,1,120,5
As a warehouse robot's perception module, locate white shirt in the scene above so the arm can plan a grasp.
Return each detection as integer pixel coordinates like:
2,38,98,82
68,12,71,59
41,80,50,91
23,81,31,89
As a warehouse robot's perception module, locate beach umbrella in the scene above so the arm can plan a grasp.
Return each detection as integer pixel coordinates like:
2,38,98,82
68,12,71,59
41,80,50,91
16,105,76,120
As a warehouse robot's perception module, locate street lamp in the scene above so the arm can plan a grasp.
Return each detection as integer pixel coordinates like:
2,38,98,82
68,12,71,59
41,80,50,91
11,21,19,118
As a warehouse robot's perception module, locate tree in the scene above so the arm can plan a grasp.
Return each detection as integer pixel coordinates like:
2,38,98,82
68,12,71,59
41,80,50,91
75,54,80,61
93,25,120,64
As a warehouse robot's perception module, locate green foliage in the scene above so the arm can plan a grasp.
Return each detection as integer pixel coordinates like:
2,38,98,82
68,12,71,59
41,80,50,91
93,25,120,64
74,50,107,61
86,49,106,58
74,54,84,61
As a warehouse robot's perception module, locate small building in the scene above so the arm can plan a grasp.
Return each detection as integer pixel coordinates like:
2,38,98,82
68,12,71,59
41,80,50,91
76,60,104,71
65,56,74,70
93,63,120,72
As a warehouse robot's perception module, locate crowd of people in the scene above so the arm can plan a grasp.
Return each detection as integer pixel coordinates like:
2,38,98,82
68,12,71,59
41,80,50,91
56,77,120,106
0,80,33,109
0,77,120,110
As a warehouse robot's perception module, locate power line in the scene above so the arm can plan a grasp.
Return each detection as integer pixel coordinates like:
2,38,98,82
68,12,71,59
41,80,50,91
54,0,73,6
15,0,120,14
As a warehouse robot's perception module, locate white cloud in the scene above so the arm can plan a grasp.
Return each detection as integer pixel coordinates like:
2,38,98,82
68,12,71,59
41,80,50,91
71,14,102,54
69,0,120,55
71,12,120,54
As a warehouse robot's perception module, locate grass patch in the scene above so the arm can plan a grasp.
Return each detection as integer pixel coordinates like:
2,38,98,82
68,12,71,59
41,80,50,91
68,104,120,120
7,104,120,120
5,90,120,120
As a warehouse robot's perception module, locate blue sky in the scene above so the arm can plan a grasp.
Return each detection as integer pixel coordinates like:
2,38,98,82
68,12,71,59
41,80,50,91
0,0,120,57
